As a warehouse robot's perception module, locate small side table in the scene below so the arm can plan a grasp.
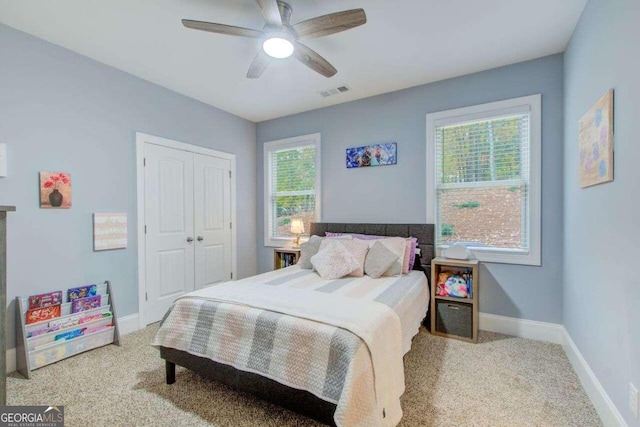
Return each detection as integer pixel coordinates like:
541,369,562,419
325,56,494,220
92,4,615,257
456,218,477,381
430,257,479,343
273,247,301,270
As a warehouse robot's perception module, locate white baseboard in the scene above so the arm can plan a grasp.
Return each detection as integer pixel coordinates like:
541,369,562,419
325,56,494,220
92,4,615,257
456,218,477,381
6,313,141,373
562,327,628,427
479,312,564,344
4,311,627,427
478,313,626,426
116,313,140,336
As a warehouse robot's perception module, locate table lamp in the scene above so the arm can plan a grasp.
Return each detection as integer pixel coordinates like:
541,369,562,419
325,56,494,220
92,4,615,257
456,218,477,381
290,218,304,247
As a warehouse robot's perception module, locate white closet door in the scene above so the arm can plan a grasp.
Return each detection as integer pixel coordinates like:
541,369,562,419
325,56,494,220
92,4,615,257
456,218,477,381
144,143,195,324
194,154,232,290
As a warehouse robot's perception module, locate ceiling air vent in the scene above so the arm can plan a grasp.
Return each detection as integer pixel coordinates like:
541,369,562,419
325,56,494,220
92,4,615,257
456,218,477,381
319,85,350,98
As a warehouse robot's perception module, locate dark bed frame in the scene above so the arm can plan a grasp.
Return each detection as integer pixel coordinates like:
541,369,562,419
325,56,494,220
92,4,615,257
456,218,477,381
161,223,435,426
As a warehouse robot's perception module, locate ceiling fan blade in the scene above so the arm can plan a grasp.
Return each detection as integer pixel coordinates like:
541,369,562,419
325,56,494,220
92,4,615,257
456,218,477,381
293,9,366,39
256,0,282,28
247,50,272,79
293,42,337,78
182,19,263,38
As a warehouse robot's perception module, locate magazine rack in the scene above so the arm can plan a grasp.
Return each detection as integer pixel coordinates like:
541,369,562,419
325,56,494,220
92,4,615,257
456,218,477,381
15,280,121,379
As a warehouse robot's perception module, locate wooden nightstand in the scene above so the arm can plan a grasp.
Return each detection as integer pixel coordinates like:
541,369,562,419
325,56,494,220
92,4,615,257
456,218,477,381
273,247,301,270
430,257,479,343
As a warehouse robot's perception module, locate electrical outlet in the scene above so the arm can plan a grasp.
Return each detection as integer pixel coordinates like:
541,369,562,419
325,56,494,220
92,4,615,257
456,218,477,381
631,382,639,419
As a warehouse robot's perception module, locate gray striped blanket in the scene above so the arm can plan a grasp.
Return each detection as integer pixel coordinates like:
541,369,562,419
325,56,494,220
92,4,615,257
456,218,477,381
152,267,429,426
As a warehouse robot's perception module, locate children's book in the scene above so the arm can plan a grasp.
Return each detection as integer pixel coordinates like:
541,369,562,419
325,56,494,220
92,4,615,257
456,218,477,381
71,295,101,313
83,324,112,335
48,314,81,329
54,328,85,342
79,312,109,324
28,291,63,310
26,304,61,324
47,311,109,331
67,284,97,302
27,324,60,338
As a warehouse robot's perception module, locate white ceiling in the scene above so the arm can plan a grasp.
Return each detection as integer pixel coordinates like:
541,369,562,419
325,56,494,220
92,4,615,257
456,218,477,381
0,0,587,122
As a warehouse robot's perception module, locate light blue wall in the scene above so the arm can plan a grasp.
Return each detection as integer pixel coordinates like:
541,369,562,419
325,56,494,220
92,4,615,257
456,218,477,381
564,1,640,425
257,54,565,323
0,24,257,350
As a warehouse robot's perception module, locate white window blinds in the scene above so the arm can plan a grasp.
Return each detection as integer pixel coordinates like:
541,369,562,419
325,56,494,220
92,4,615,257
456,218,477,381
264,134,320,245
427,95,541,265
434,111,531,251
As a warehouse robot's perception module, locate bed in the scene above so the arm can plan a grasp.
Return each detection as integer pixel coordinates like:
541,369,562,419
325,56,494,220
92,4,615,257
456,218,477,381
154,223,434,426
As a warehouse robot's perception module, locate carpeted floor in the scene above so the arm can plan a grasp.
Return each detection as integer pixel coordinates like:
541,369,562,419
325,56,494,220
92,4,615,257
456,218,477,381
8,325,601,427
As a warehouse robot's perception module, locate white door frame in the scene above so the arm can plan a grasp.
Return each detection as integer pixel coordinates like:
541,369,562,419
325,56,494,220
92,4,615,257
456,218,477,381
135,132,237,329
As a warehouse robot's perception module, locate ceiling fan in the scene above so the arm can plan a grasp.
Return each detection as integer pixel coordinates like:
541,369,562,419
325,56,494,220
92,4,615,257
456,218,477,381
182,0,367,79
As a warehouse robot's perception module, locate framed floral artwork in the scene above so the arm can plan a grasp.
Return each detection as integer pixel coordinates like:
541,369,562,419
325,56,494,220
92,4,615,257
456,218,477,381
39,171,72,208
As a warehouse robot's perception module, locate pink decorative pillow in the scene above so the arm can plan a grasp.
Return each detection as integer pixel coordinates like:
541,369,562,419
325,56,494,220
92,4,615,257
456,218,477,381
326,232,418,273
401,238,414,274
407,237,418,271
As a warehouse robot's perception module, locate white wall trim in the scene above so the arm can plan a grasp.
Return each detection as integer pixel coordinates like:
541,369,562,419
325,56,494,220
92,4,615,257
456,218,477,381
117,313,141,336
135,132,237,329
562,327,628,427
4,310,627,427
479,312,564,344
478,314,626,426
135,134,146,330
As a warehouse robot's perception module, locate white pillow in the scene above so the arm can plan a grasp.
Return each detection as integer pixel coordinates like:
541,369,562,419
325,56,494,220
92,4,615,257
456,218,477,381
298,235,324,269
319,238,369,277
310,242,360,280
299,235,352,270
364,241,399,279
364,237,406,277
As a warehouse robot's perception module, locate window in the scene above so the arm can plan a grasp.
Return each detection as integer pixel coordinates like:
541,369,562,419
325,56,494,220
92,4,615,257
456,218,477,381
426,95,541,265
264,133,321,247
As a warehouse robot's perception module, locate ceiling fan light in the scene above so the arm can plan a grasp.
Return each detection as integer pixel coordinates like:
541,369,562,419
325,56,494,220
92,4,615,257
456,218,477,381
263,37,294,59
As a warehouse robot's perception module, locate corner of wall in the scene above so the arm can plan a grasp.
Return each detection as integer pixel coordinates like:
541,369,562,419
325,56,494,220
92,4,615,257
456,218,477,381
562,328,629,427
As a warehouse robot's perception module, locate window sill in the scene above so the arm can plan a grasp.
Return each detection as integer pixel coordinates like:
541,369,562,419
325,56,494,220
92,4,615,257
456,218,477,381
265,237,310,248
440,246,541,266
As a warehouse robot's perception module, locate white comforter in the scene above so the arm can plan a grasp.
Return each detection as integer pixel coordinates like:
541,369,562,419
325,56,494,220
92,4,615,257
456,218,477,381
184,281,405,426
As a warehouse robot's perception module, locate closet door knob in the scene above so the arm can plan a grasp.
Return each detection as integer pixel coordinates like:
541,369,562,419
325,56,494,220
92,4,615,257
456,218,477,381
186,237,194,243
197,236,203,242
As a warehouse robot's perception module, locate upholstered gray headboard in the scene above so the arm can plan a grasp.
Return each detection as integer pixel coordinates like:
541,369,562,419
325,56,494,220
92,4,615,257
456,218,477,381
309,222,435,279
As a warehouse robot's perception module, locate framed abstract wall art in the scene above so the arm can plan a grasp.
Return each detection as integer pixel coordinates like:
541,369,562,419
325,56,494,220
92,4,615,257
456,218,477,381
39,171,72,208
346,142,397,168
579,89,614,188
93,213,127,251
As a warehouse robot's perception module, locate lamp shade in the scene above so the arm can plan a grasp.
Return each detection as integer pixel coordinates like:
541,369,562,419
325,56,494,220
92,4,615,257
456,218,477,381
290,218,305,235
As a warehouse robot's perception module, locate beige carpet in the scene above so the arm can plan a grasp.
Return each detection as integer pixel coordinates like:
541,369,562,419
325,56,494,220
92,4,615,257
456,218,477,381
8,325,601,427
